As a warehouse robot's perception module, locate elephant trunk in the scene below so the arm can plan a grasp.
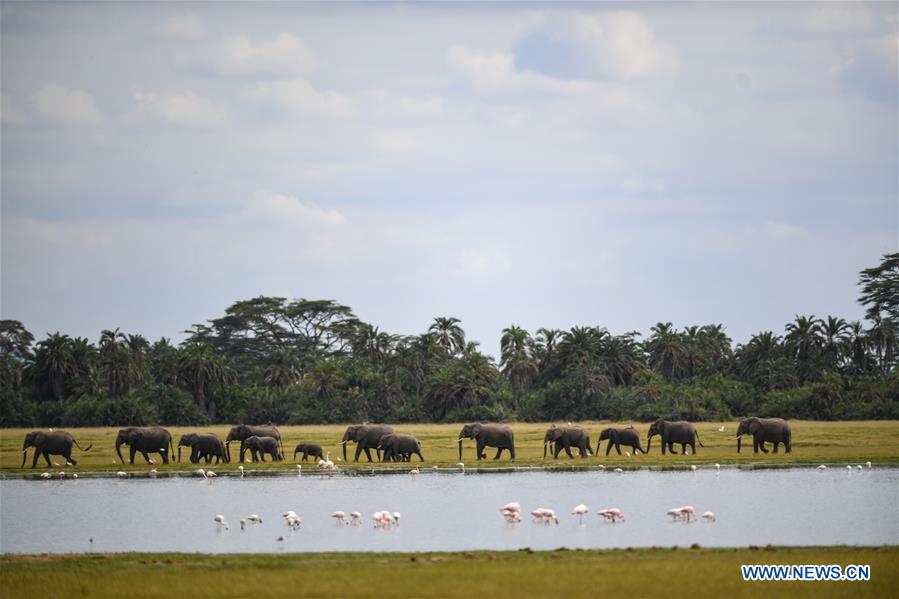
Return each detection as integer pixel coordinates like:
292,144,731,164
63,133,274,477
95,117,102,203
543,440,549,459
458,438,463,462
178,445,182,462
21,440,29,468
737,435,742,453
115,438,126,464
646,434,653,453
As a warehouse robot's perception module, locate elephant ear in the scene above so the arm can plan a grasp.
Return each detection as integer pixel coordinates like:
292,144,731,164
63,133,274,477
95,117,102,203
748,419,761,433
34,432,46,445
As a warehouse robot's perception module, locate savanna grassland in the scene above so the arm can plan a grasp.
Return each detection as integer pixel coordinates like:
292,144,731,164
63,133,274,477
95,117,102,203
2,420,897,476
1,547,896,599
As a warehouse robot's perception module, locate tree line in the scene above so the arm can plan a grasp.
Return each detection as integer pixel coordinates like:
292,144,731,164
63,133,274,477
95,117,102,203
1,254,896,427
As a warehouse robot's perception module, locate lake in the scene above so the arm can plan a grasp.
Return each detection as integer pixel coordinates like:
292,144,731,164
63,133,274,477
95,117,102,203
1,467,896,554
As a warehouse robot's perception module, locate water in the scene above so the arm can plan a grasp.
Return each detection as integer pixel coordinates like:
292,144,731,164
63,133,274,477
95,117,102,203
1,468,897,554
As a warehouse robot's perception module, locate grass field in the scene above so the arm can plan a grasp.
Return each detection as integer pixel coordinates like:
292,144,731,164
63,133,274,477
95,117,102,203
1,547,896,598
2,421,897,476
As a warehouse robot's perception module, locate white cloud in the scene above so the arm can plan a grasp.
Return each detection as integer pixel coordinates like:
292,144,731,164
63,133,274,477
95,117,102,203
30,84,101,125
448,46,594,95
763,222,807,239
252,79,354,117
160,15,206,40
246,191,346,226
576,11,678,79
132,89,228,128
210,34,315,75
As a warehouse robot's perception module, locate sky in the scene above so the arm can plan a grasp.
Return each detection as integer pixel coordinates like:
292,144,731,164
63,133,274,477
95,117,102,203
1,1,897,358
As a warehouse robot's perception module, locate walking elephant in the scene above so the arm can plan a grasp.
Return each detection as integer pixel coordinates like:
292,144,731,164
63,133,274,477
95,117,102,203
226,424,282,463
377,433,424,462
22,431,92,468
596,427,646,456
293,442,324,462
646,419,704,455
242,436,282,462
115,427,174,465
341,424,394,462
178,433,228,464
544,425,592,459
737,417,792,454
458,422,515,461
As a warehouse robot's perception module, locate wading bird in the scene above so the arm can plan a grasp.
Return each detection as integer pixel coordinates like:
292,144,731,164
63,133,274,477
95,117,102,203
572,504,589,524
238,466,244,478
116,471,128,478
214,515,229,530
817,465,827,471
247,514,262,524
331,511,349,525
350,512,362,525
702,511,716,522
457,462,465,473
598,508,624,523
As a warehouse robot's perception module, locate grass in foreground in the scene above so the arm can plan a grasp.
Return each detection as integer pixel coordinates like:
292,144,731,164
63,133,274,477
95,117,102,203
1,547,896,598
1,421,897,476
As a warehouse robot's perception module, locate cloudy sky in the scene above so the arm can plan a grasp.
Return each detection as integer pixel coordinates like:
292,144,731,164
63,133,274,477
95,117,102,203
2,2,896,357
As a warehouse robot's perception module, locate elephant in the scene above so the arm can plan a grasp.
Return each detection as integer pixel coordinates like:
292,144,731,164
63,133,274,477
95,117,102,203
115,427,174,465
225,424,282,463
293,442,324,462
22,431,92,468
377,433,424,462
242,435,283,462
596,427,646,456
736,417,792,454
646,419,705,455
178,433,228,464
341,424,394,462
543,425,592,459
458,422,515,461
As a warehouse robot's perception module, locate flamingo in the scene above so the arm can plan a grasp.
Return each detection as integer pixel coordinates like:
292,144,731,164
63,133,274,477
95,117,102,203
690,465,697,472
40,472,51,479
817,465,827,471
572,504,589,524
614,468,624,474
714,463,720,472
500,502,521,514
598,508,624,523
503,511,521,523
856,465,863,470
409,468,420,477
205,470,217,479
846,465,852,471
331,511,349,525
531,508,558,525
148,469,158,478
393,512,401,525
350,511,362,525
457,462,465,473
116,471,128,478
866,461,872,468
58,471,66,479
678,505,696,521
72,473,78,479
702,511,716,522
238,466,245,478
597,465,606,471
667,508,684,521
194,469,208,479
213,515,229,530
247,514,262,524
296,465,302,475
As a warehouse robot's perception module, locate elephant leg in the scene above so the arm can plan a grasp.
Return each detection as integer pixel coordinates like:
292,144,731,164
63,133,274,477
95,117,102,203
615,443,622,456
493,447,502,459
668,442,678,454
476,441,485,460
785,440,792,453
681,443,688,455
353,445,363,462
42,451,52,467
661,441,667,455
129,446,137,464
363,447,374,462
161,449,170,465
376,448,382,461
565,445,574,459
772,442,780,454
139,451,150,463
759,442,769,454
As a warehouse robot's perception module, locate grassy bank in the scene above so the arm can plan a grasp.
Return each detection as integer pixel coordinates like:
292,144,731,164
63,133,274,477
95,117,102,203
2,421,897,476
1,547,896,598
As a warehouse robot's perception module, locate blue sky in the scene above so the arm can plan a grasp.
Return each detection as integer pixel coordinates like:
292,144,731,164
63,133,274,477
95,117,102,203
2,2,896,357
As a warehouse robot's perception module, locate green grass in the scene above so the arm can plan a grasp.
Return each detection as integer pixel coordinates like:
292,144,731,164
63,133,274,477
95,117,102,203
1,547,896,598
2,421,897,477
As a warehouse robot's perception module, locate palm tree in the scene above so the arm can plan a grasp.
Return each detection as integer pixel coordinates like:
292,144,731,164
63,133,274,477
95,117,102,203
785,315,824,383
352,324,394,364
500,325,537,396
599,334,643,386
28,333,77,401
868,315,897,374
428,317,465,355
821,316,850,371
646,323,686,381
263,348,301,388
178,342,234,419
98,329,141,398
845,321,871,375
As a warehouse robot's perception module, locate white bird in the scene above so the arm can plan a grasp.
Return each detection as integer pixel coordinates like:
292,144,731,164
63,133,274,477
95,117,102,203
195,469,208,479
597,508,624,523
531,508,558,525
247,514,262,524
431,465,439,471
614,468,624,474
116,471,128,478
817,464,827,471
702,511,716,522
690,465,697,472
409,468,419,477
457,462,465,473
296,465,302,475
503,510,522,523
40,472,52,479
597,465,606,471
392,512,401,525
667,508,684,521
718,425,726,432
714,463,721,471
856,465,863,470
331,511,349,525
205,470,217,478
625,451,631,457
286,516,301,530
58,471,66,479
72,473,78,479
213,515,229,530
238,466,245,478
572,504,589,524
846,465,852,471
678,506,696,521
148,469,158,478
866,461,872,468
350,511,362,525
500,502,521,514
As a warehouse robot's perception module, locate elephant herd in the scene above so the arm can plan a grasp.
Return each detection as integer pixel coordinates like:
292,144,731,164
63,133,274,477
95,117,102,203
18,417,793,469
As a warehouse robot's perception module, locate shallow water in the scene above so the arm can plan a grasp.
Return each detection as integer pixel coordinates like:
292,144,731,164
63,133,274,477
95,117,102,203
1,468,896,554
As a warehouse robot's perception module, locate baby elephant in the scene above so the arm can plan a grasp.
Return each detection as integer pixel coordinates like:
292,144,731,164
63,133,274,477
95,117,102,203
242,435,283,462
596,427,646,456
293,442,324,462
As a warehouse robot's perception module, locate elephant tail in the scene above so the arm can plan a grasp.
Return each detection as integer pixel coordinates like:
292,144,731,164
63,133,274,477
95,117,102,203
695,429,705,448
73,439,93,452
